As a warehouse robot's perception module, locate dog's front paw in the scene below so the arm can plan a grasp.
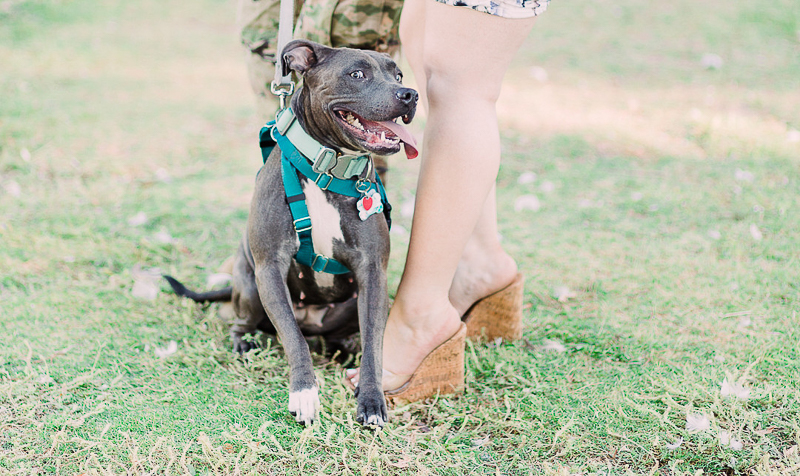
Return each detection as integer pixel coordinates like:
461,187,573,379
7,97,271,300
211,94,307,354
288,387,320,425
356,389,388,428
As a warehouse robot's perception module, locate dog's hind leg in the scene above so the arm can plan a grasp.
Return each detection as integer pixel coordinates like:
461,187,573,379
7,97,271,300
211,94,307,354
230,244,269,353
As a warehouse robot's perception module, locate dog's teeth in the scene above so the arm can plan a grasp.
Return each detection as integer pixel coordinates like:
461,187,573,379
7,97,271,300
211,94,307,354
353,119,362,129
380,131,386,142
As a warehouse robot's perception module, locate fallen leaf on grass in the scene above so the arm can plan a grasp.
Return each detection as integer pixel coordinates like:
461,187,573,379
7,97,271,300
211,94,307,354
720,378,750,400
686,413,711,432
154,340,178,358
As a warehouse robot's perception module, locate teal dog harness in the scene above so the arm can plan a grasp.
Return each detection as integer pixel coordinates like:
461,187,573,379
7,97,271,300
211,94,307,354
259,108,392,275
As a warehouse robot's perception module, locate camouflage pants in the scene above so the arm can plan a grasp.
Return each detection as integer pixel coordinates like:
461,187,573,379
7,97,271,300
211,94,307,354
237,0,403,119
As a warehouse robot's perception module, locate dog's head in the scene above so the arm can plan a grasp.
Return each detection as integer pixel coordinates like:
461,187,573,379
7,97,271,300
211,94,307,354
282,40,418,159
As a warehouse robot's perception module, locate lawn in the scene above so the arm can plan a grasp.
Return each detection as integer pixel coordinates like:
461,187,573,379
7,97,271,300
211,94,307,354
1,0,799,474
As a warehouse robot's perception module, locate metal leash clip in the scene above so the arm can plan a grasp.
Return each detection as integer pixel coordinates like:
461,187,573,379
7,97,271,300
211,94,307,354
270,81,295,110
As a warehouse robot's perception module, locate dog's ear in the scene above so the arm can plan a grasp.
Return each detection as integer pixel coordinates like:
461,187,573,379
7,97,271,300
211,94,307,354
281,40,332,76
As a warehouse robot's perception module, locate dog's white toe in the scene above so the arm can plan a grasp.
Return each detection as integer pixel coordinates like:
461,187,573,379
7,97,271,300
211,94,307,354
288,387,320,424
365,414,385,427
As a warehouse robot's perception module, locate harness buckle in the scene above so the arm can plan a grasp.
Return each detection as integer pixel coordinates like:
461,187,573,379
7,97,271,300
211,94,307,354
312,147,337,175
293,217,312,233
311,254,329,273
314,172,333,191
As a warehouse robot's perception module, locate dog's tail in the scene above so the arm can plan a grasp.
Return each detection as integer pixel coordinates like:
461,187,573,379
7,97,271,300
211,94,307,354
163,275,232,303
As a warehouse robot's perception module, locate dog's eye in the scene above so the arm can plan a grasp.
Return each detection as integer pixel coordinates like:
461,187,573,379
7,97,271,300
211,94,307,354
350,70,365,79
395,73,403,82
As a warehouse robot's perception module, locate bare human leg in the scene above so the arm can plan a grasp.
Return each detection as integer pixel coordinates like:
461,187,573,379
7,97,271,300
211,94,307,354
375,0,536,389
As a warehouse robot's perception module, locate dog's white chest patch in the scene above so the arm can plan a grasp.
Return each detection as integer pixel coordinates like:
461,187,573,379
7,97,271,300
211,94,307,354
301,181,344,288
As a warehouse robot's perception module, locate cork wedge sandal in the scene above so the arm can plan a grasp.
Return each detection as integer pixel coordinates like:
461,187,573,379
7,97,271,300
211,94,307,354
344,323,467,406
462,273,524,342
383,323,466,406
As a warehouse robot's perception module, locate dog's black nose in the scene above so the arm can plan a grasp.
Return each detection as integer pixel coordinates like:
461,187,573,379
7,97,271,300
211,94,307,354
396,88,418,105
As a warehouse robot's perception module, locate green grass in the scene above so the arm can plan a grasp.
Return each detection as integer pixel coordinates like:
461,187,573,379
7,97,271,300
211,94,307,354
2,0,800,474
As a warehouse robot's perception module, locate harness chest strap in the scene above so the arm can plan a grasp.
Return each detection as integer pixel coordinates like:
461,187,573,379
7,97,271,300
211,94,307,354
259,112,392,275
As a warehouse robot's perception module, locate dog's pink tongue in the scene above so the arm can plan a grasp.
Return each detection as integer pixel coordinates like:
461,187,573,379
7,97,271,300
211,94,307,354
379,121,419,159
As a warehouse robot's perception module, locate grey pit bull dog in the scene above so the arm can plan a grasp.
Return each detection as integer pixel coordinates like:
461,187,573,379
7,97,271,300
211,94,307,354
164,39,418,427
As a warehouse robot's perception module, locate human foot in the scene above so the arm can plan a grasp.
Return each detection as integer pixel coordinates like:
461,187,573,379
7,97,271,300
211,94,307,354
345,297,463,392
449,241,518,317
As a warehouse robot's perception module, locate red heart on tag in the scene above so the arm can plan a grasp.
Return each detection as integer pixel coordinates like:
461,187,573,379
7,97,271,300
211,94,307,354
362,196,373,210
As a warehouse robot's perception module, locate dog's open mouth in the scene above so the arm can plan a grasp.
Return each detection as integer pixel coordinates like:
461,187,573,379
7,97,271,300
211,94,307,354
335,110,418,159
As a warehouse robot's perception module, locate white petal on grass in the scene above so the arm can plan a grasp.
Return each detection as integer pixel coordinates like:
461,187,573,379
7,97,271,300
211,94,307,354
153,230,175,244
390,224,408,236
749,224,763,241
154,340,178,358
787,129,800,143
686,413,711,432
552,286,576,303
132,278,159,301
37,375,55,384
730,438,743,450
154,168,173,183
708,230,722,240
737,316,752,330
528,66,548,82
666,437,683,450
720,378,751,400
517,171,537,184
701,53,724,70
400,198,415,218
472,435,491,447
734,169,754,182
206,273,232,288
630,192,643,202
514,195,541,212
540,181,556,193
20,148,31,162
540,339,566,353
127,212,148,227
3,180,21,197
131,265,161,301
